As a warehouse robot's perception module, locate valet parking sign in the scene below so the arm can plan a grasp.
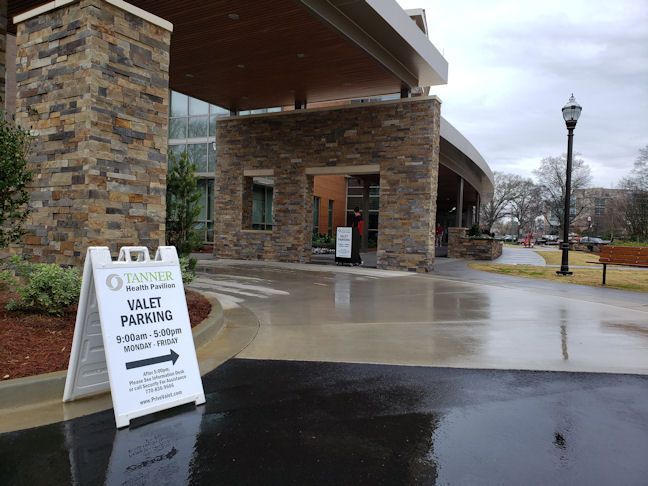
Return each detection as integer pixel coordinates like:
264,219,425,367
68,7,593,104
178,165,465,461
64,246,205,428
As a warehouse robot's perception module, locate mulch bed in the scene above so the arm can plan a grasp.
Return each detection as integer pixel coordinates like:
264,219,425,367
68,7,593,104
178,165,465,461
0,289,211,381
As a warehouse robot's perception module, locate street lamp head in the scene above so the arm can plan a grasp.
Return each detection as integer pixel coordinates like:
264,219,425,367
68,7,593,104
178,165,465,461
562,93,582,129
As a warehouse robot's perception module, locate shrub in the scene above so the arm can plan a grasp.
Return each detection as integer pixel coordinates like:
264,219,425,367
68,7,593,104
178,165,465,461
0,112,33,247
5,257,81,316
179,256,197,284
0,269,17,290
467,224,482,237
312,232,335,249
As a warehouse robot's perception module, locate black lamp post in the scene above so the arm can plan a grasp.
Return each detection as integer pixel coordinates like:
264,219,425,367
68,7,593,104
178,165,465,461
556,94,582,276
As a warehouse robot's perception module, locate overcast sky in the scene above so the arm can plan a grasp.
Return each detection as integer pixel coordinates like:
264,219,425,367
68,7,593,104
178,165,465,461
396,0,648,188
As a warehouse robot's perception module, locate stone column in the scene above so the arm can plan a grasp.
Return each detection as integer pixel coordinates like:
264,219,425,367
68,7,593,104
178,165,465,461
15,0,172,266
455,176,464,228
378,100,440,272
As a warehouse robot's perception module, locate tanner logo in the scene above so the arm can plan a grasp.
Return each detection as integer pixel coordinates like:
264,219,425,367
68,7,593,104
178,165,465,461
106,274,124,291
124,271,174,284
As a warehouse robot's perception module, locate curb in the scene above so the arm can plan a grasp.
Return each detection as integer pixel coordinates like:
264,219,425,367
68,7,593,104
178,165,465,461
0,292,225,411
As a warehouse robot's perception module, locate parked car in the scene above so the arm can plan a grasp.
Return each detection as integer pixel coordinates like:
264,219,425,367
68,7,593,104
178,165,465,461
579,237,607,244
542,235,559,245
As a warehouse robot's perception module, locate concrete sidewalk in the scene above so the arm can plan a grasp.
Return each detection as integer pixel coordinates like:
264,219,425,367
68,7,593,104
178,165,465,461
492,245,550,265
433,247,648,308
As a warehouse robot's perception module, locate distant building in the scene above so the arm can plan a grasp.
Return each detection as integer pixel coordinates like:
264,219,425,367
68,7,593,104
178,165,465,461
541,187,631,238
571,188,631,238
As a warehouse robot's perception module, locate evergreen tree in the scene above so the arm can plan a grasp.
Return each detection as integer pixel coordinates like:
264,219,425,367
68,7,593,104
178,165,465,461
165,150,203,256
0,112,32,247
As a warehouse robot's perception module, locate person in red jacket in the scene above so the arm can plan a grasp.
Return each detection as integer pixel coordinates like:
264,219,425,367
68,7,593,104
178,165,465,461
351,207,364,265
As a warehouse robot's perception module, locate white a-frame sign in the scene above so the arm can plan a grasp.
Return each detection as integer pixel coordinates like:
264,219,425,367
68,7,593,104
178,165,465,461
64,246,205,428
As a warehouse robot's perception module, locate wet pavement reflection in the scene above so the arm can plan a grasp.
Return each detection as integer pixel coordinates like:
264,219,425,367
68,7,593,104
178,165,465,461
1,359,647,485
192,261,648,374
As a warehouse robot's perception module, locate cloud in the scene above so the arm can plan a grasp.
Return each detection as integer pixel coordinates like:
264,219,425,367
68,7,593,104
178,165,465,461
397,0,648,188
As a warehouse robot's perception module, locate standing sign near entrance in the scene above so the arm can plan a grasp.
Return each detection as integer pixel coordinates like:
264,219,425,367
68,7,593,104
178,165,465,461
64,246,205,428
335,227,353,265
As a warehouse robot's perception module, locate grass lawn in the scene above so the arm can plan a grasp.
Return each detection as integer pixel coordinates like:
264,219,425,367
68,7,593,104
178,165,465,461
467,262,648,292
533,250,599,266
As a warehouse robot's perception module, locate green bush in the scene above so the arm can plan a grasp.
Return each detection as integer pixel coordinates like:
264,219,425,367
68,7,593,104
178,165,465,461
0,269,17,290
5,257,81,316
0,111,33,248
312,232,335,249
179,256,197,284
467,224,482,237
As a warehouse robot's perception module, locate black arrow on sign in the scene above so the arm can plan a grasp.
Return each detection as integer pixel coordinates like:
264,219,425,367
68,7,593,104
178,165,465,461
125,349,179,370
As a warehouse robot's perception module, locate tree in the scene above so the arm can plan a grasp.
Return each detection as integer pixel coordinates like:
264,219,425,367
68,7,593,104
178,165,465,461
533,154,592,235
619,145,648,241
509,178,543,236
165,150,203,256
0,112,32,247
480,172,520,233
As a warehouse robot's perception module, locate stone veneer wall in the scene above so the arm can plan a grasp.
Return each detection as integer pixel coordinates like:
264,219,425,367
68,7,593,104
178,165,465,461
448,227,503,260
214,97,441,272
14,0,170,266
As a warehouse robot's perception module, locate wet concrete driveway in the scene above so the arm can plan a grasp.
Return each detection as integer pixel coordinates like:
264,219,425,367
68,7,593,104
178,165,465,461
192,260,648,374
2,359,647,485
2,259,648,484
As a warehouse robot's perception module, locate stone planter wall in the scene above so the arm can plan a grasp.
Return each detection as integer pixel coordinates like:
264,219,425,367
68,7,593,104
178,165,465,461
448,227,503,260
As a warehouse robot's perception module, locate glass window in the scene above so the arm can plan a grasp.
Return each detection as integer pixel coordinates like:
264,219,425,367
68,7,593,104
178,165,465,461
193,179,214,243
169,118,186,139
171,91,188,117
250,178,273,230
207,222,214,242
369,212,379,230
347,196,362,208
197,180,208,221
168,144,186,168
210,104,229,116
328,200,333,236
265,187,273,224
188,143,208,172
313,196,320,234
207,179,214,220
188,116,208,138
189,97,209,116
208,143,216,172
210,115,218,137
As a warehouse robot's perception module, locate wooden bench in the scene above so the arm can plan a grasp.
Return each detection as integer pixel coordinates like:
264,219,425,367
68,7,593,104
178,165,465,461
586,246,648,285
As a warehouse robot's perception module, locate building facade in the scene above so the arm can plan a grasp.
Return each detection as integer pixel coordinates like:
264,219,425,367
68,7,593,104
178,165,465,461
4,0,493,272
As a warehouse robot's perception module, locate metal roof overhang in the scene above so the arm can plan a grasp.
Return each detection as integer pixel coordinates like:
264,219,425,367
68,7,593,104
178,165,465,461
9,0,448,111
439,117,495,203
